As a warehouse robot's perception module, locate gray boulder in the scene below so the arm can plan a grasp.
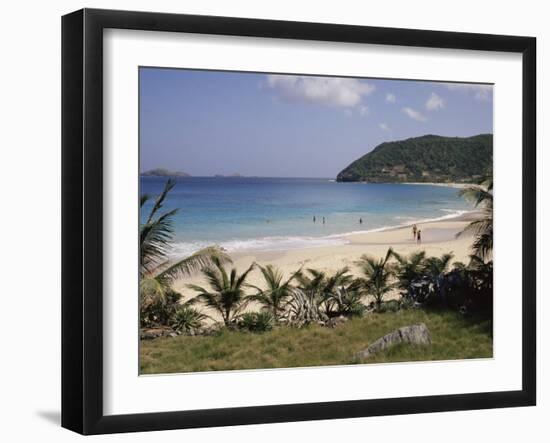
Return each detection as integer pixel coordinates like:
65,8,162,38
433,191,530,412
355,323,432,360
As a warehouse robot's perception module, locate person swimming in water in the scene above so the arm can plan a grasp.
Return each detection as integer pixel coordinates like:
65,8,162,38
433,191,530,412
359,218,363,225
322,216,326,225
313,215,316,223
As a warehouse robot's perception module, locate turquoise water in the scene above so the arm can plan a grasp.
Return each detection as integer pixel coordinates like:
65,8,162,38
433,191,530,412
140,177,471,257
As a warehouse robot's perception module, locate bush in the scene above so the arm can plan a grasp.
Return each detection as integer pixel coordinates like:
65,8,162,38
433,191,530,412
285,289,328,327
377,300,400,313
398,296,416,310
140,290,182,328
171,306,207,333
325,286,366,317
403,260,493,317
239,312,274,333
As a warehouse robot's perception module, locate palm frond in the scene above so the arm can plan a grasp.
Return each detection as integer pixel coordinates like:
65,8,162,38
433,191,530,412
156,246,232,282
145,178,176,224
139,277,168,307
235,263,256,288
140,193,152,208
457,179,493,260
140,208,179,275
187,259,256,325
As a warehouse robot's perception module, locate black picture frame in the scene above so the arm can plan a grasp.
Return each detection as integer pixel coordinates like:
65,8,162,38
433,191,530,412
62,8,536,435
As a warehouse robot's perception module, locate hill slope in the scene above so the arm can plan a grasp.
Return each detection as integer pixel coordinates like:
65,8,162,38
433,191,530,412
336,134,492,183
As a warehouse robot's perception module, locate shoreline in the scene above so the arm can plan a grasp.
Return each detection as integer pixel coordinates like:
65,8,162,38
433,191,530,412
169,209,480,259
173,212,479,322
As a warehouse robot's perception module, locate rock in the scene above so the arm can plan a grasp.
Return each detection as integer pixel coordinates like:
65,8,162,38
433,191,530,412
168,332,178,338
140,326,175,340
355,323,432,359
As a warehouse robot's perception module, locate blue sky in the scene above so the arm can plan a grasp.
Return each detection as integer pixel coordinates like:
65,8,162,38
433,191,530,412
140,68,493,178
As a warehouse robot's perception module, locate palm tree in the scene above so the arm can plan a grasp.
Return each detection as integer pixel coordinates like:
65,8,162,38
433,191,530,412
140,179,230,309
390,250,427,292
249,265,300,321
423,252,454,279
188,257,255,326
355,248,395,309
457,177,493,261
296,267,352,294
464,255,493,292
295,267,353,316
328,283,366,317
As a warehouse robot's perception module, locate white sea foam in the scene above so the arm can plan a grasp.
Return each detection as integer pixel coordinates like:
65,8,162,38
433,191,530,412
328,209,470,239
170,236,349,258
168,209,472,258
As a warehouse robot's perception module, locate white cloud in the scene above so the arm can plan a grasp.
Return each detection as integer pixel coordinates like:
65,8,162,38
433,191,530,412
266,75,375,108
402,107,427,122
359,105,369,117
445,83,493,101
386,93,396,103
425,92,445,111
379,123,390,131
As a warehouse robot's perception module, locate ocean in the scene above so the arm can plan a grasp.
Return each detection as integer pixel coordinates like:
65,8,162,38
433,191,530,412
140,177,472,257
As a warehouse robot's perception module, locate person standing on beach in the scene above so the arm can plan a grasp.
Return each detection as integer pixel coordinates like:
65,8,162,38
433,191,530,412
417,229,422,244
412,224,417,240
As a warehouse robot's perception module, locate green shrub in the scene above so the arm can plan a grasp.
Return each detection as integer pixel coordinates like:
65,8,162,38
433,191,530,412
285,289,328,327
239,312,274,333
377,299,400,313
140,290,182,328
171,306,207,333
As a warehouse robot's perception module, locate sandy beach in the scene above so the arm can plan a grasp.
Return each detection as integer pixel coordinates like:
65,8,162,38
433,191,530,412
172,212,479,320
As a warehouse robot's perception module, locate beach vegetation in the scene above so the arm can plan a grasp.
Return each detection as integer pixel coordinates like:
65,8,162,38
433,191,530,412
324,284,366,317
285,288,328,327
457,177,493,260
423,252,455,279
139,179,229,327
140,289,183,328
140,309,492,374
171,305,209,333
249,264,300,321
238,312,274,333
391,250,427,291
187,257,256,327
355,248,396,310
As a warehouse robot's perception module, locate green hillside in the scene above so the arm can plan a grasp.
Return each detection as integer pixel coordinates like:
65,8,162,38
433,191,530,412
336,134,493,183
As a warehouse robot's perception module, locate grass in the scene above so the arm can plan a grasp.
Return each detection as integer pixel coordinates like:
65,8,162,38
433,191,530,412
140,309,492,374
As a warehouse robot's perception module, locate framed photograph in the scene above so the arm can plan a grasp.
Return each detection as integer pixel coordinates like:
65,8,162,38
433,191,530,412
62,8,536,435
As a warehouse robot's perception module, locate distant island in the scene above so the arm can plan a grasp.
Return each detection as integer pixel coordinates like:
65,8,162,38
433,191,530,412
213,173,243,178
336,134,492,183
141,168,191,177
